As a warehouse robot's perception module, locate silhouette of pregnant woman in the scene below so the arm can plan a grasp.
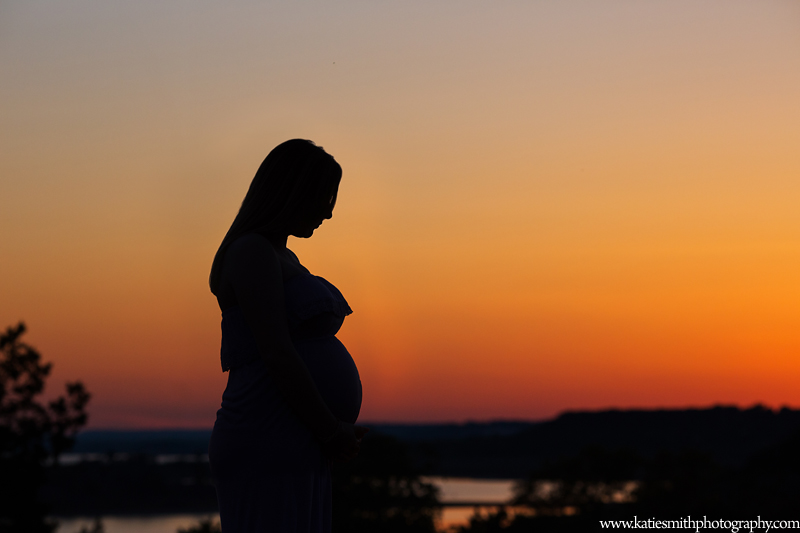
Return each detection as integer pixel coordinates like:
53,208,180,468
208,140,367,532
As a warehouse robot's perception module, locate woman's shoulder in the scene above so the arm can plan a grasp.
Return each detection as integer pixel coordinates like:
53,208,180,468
216,235,284,310
221,234,282,283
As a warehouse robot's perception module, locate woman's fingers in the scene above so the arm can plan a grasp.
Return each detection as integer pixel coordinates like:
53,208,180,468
323,421,366,462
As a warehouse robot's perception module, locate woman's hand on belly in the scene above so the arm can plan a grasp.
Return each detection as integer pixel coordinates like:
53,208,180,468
323,422,369,462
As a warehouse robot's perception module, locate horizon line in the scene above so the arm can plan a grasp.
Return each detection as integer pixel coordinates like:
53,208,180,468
80,402,795,432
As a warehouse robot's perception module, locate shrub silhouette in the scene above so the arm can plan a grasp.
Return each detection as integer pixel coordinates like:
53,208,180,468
0,322,91,533
332,433,441,533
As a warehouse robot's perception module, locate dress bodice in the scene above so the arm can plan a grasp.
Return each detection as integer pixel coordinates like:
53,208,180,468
220,273,352,372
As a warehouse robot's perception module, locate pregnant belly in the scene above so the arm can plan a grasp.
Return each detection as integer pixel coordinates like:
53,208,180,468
294,336,362,424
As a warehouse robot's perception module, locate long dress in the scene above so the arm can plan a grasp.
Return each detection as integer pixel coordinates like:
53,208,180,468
209,272,362,533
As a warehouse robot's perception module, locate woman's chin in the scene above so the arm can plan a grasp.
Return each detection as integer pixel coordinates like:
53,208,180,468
292,228,315,239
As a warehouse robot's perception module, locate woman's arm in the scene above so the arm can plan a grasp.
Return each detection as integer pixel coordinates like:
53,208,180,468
224,233,361,455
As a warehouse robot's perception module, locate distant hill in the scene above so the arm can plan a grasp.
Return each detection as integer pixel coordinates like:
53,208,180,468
360,420,533,441
72,406,800,479
402,405,800,478
72,429,214,455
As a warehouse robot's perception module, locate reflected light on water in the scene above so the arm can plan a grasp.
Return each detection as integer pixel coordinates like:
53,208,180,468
55,478,517,533
54,477,639,531
57,515,218,533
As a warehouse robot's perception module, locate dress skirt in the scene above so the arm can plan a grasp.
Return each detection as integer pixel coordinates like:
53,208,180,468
209,425,331,533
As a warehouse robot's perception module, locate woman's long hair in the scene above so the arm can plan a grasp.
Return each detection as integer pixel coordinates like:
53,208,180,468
209,139,342,296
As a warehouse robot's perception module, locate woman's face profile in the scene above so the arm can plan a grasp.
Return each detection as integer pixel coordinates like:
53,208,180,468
289,181,339,239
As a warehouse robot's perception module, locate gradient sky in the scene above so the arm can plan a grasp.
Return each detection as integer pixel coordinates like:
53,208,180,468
2,1,799,428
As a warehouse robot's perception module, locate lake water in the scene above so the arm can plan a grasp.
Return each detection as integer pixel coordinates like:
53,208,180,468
55,477,518,533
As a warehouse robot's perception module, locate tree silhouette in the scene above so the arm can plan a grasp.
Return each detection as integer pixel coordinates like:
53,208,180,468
0,322,91,533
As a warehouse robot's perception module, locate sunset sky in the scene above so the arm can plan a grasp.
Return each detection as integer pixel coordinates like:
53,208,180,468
2,1,799,428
